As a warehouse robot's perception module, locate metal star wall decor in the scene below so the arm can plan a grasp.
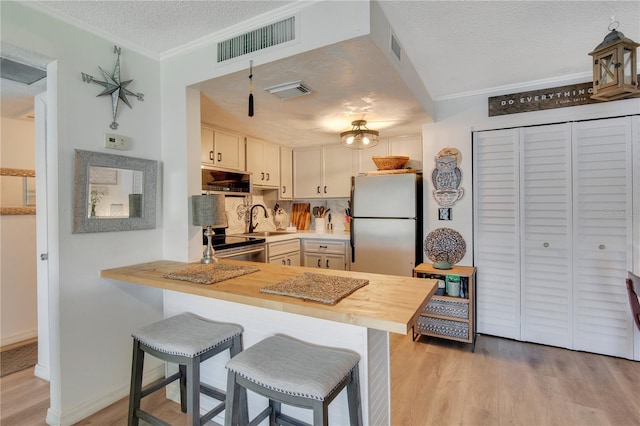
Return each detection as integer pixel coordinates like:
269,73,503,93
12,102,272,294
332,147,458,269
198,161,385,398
81,46,144,129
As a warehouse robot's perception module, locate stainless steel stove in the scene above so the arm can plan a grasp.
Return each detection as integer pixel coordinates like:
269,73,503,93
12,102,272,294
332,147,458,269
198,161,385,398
205,228,266,262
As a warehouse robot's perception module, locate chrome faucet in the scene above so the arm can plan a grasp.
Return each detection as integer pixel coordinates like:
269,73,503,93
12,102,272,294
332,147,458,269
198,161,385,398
248,204,268,233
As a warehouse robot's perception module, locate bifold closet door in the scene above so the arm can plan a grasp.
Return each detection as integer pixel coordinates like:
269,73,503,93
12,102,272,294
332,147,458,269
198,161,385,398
572,117,634,359
473,129,521,339
520,124,573,348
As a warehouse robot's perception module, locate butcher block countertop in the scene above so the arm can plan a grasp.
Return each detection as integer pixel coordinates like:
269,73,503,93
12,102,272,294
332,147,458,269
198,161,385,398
101,260,437,335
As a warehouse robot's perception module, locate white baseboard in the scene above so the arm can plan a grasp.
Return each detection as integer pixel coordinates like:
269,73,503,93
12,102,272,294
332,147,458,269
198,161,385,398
44,364,164,426
34,363,49,381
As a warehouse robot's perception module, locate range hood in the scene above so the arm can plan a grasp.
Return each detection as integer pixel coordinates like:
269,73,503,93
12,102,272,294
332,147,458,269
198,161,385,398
201,167,251,195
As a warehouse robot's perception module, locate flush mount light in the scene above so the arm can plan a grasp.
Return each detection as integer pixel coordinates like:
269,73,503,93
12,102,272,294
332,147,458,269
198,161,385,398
589,21,639,101
340,120,379,149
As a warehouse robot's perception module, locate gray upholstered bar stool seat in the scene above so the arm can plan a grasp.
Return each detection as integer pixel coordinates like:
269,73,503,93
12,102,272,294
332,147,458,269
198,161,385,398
128,313,243,426
224,335,362,426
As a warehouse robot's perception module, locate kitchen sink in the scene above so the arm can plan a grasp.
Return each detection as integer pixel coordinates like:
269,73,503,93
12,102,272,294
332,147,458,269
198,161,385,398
239,231,295,237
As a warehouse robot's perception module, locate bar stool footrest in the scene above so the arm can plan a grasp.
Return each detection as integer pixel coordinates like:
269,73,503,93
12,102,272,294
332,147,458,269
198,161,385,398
136,409,172,426
247,406,272,426
140,372,182,399
275,412,311,426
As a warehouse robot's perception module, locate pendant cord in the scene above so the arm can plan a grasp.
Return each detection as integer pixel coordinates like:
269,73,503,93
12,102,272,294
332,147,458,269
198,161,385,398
248,60,254,117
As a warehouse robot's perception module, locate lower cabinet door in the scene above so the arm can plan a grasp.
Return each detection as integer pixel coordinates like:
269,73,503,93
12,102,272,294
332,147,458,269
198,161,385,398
303,254,346,270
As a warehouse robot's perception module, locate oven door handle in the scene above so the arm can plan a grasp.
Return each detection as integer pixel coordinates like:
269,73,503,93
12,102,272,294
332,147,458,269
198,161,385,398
217,246,265,258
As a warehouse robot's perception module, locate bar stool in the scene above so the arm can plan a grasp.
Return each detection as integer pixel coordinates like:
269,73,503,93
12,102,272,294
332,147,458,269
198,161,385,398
128,313,243,426
224,335,362,426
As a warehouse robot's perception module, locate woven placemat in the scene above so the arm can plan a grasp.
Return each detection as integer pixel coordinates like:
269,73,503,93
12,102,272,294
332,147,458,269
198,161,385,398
260,272,368,305
163,263,259,285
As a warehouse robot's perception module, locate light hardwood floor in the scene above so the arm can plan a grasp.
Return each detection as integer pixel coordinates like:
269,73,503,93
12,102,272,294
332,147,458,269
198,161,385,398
2,334,639,425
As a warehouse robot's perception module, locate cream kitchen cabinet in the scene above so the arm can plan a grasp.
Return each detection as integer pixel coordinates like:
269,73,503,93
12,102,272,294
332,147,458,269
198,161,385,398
246,137,280,189
356,135,422,175
294,145,354,198
279,146,293,200
302,239,348,271
201,125,245,171
267,239,300,266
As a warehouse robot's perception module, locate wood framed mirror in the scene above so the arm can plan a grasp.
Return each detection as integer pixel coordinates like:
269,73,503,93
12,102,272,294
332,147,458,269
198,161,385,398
72,150,157,233
0,168,36,215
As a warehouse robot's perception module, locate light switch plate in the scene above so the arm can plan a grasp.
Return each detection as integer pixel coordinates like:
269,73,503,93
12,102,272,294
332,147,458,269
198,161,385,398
104,133,130,150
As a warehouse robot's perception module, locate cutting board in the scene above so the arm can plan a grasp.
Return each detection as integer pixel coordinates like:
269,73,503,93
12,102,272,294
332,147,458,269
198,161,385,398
291,203,311,230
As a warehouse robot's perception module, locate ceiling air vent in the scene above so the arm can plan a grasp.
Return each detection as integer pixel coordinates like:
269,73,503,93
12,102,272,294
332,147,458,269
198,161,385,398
0,57,46,84
217,16,295,62
264,80,312,100
390,33,402,62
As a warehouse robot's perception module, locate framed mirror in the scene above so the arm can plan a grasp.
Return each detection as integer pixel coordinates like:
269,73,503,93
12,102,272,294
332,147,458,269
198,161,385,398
0,168,36,215
73,149,157,233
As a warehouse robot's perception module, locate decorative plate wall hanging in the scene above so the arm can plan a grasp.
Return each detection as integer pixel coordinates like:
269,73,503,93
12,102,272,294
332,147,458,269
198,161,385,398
424,227,466,270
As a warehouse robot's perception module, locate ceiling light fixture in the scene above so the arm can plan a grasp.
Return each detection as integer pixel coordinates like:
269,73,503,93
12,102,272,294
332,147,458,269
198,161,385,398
340,120,379,149
589,21,639,101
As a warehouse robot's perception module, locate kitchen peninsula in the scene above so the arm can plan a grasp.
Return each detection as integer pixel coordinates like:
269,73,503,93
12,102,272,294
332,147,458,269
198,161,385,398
101,259,437,425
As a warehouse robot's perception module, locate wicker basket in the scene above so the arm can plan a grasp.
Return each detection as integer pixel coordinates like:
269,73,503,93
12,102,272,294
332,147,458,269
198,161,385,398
371,156,409,170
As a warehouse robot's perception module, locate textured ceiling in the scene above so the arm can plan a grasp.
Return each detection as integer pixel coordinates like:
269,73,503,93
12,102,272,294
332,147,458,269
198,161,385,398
3,1,639,146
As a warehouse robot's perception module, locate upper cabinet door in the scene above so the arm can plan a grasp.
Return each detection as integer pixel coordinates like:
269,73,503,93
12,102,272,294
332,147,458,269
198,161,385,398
293,148,322,198
390,135,423,170
279,146,293,200
263,142,280,188
247,137,280,188
201,126,215,164
214,129,245,171
356,140,389,175
323,145,354,198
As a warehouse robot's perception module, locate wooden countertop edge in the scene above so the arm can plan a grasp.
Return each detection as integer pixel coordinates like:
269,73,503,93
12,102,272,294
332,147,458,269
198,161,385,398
100,260,437,335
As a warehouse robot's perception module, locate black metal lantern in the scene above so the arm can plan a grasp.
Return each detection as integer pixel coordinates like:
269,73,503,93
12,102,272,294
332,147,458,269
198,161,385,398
589,23,640,101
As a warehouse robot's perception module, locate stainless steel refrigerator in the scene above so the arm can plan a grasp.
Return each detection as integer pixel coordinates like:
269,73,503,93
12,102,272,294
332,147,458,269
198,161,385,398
349,173,422,276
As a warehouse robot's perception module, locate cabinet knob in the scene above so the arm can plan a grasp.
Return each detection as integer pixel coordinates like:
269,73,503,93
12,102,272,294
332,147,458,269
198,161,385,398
287,259,291,265
282,186,286,194
217,152,222,162
317,186,321,194
317,259,321,268
209,151,214,161
261,172,265,181
543,242,549,248
319,245,327,249
282,259,286,265
266,173,270,181
598,244,605,250
326,259,330,268
324,185,327,194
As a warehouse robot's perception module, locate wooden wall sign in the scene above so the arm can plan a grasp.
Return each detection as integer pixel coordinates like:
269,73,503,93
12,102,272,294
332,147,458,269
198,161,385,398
488,75,640,116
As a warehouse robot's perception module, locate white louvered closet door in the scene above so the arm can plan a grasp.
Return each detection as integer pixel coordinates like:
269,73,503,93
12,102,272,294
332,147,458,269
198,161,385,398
572,117,634,359
473,129,521,339
520,124,573,348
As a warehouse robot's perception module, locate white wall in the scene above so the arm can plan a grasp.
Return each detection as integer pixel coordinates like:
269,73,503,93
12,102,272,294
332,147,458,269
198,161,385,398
1,0,377,424
422,79,640,267
160,1,373,263
0,117,37,345
1,3,163,425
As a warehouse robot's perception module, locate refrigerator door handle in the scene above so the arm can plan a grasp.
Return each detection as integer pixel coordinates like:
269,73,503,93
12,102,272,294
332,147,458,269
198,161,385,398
350,176,355,262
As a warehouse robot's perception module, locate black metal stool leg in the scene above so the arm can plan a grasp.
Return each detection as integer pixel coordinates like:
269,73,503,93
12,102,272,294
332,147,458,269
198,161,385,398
128,340,144,426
